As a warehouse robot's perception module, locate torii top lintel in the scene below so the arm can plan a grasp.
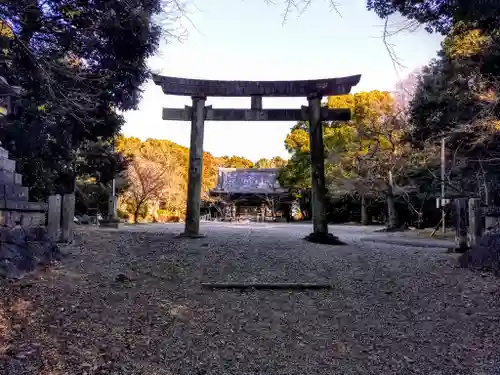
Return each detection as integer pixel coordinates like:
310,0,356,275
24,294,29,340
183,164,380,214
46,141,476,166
152,74,361,97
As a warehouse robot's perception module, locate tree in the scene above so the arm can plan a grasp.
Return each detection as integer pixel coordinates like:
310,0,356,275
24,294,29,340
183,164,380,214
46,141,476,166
407,24,500,206
278,121,313,219
115,136,225,221
327,91,407,227
366,0,500,34
255,156,287,169
271,0,500,227
393,68,423,114
410,62,485,146
123,158,171,223
0,0,184,198
216,155,255,169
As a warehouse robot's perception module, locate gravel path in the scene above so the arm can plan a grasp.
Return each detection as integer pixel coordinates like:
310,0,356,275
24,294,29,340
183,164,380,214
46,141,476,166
1,223,500,375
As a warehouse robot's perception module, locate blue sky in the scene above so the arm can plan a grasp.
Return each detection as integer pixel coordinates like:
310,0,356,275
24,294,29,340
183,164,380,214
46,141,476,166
122,0,443,161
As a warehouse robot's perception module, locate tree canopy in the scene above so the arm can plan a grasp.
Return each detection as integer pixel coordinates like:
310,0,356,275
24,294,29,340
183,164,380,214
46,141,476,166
215,155,255,169
0,0,177,198
366,0,500,34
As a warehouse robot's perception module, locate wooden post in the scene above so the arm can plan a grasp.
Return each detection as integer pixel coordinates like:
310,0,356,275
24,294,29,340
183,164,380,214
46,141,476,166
47,194,61,242
361,195,369,225
387,170,397,229
441,137,446,233
60,193,75,243
108,195,118,221
455,198,468,252
307,93,328,236
222,204,228,221
184,96,206,237
468,198,482,247
250,95,262,110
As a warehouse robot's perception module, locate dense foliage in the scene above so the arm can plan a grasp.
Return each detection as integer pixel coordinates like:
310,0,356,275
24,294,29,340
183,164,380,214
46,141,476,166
366,0,500,34
0,0,169,199
407,23,500,206
279,91,429,227
262,0,500,228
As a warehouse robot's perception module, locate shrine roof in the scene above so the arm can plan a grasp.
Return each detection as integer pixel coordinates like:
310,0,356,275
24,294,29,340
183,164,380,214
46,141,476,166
211,168,288,195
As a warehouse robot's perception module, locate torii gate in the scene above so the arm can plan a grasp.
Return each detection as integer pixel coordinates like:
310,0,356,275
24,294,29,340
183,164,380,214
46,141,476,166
153,74,361,243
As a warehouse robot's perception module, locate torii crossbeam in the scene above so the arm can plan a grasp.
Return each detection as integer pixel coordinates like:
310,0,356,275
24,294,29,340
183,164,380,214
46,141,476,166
153,74,361,242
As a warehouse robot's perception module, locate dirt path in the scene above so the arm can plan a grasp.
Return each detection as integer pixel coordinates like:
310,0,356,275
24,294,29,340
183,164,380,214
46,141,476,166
1,224,499,375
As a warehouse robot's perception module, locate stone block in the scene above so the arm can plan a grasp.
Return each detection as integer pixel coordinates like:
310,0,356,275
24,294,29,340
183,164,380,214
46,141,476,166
0,170,22,185
459,231,500,274
0,157,16,172
47,195,61,241
0,225,61,279
0,147,9,159
5,200,47,211
3,184,29,201
468,198,483,247
60,193,75,242
108,196,118,220
24,212,46,227
0,211,46,227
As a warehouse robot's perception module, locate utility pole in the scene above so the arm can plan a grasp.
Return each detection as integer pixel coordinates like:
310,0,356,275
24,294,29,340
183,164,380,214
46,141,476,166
441,137,446,233
108,142,118,221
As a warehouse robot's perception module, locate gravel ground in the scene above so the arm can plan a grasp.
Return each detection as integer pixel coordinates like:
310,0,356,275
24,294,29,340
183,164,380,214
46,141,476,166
1,222,500,375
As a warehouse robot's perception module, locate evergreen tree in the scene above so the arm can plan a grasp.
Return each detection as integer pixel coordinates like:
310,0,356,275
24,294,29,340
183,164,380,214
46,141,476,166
0,0,180,198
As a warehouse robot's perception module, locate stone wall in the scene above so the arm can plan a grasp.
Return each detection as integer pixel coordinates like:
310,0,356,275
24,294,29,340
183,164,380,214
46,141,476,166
0,146,47,227
0,146,60,279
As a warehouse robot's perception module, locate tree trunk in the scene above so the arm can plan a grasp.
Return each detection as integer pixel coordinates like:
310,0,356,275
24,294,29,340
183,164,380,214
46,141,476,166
386,171,398,229
134,202,142,224
151,200,159,222
484,180,491,206
361,195,369,225
298,189,311,220
386,192,397,229
416,212,424,229
284,204,291,222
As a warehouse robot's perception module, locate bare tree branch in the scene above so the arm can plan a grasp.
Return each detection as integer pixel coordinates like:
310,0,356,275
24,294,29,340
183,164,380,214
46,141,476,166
264,0,341,25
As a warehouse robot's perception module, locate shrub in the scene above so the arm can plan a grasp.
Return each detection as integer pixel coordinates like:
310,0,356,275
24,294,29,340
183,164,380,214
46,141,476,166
157,214,181,222
117,208,129,220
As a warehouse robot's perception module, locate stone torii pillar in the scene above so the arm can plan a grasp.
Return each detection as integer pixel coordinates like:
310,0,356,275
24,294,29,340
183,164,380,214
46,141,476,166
303,93,344,244
184,95,207,237
306,93,328,235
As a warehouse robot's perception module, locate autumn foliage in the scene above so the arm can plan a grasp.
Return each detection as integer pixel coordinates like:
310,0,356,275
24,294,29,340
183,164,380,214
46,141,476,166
115,137,284,222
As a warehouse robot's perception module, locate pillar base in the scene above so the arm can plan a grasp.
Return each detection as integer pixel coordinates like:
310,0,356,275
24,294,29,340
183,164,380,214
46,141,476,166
304,232,346,245
176,232,206,239
452,245,470,254
99,220,123,229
